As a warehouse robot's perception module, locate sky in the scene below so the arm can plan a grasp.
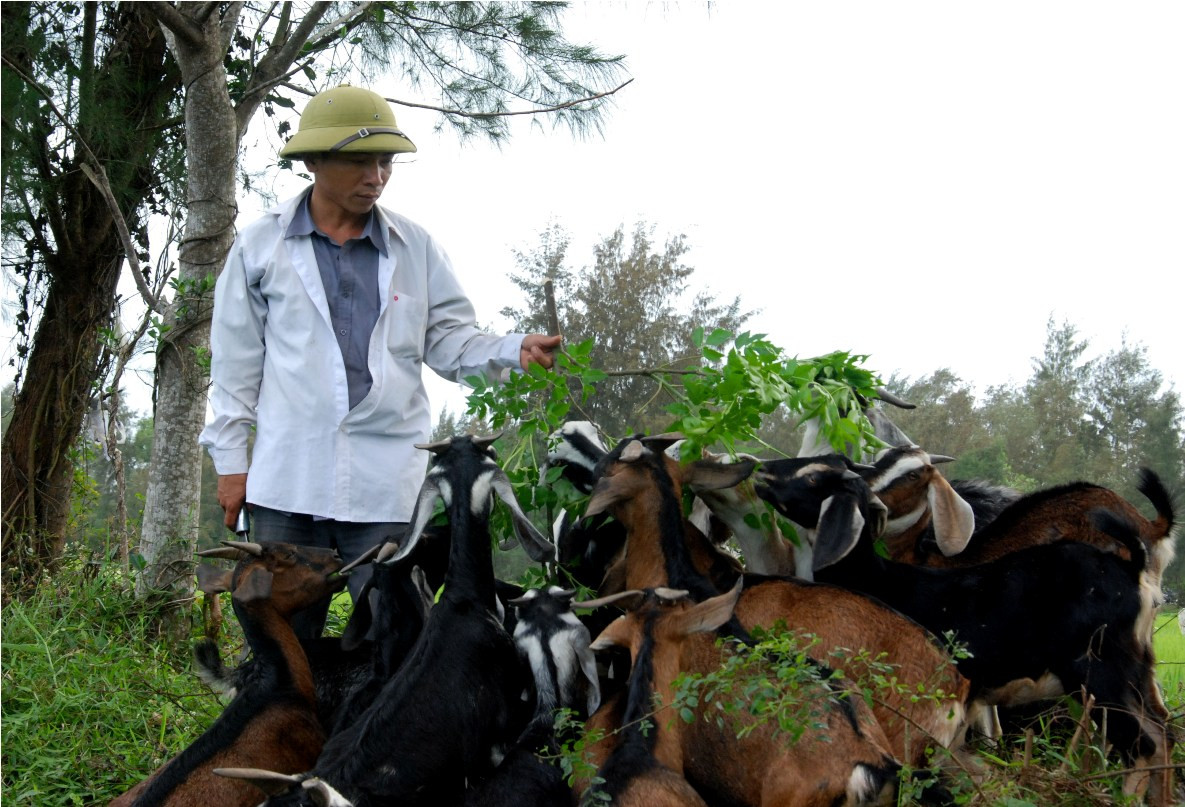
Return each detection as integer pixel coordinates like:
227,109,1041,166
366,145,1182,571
7,1,1182,426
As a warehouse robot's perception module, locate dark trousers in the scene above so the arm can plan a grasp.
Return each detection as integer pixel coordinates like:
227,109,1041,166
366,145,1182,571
250,505,408,643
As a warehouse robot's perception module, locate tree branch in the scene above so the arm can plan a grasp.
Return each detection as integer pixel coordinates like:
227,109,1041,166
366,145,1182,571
79,164,162,313
282,77,634,121
142,1,205,49
218,2,245,55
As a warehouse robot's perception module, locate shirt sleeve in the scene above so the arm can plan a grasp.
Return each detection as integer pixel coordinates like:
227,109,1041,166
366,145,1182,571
198,235,269,475
420,235,526,385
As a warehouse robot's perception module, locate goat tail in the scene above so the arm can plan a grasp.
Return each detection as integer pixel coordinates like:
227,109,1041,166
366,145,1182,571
1136,467,1178,543
193,638,238,699
1089,509,1149,575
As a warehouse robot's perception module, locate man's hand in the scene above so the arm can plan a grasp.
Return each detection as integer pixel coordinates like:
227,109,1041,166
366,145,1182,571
520,333,562,370
217,473,248,529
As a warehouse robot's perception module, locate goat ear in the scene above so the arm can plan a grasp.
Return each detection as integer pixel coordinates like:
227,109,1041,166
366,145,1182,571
410,566,435,617
303,777,348,807
212,767,305,795
640,432,685,455
584,477,624,520
684,458,757,493
589,615,634,652
671,578,743,637
389,476,443,564
340,578,375,652
231,566,274,604
811,493,866,572
927,473,976,556
490,470,556,562
195,563,232,594
577,634,603,717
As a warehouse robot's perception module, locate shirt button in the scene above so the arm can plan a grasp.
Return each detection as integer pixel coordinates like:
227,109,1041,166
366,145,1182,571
339,329,347,335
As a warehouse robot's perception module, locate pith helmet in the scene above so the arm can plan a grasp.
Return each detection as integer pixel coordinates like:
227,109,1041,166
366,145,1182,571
279,85,417,158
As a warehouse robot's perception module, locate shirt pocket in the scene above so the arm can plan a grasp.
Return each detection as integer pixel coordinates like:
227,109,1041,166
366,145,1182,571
384,290,427,359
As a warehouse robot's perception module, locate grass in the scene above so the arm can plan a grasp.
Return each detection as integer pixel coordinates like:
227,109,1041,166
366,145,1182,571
1,552,230,806
2,549,1183,806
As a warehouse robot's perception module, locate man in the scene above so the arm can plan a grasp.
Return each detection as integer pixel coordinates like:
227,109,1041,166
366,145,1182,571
198,85,560,636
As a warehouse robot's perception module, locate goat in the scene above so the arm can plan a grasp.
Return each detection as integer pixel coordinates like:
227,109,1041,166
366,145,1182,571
192,543,436,737
584,435,970,773
326,545,436,735
217,434,556,807
754,455,1177,806
546,420,630,593
856,445,976,564
464,586,601,807
109,541,347,807
581,581,901,807
797,388,917,461
692,448,802,577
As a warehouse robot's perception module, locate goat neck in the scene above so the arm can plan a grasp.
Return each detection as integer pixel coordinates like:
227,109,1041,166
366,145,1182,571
584,438,724,601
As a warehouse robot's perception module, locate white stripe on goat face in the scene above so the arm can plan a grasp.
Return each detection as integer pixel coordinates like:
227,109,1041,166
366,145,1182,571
868,453,927,493
469,466,498,517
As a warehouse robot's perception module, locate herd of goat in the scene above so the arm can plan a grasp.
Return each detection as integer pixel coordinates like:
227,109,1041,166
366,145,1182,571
109,409,1181,807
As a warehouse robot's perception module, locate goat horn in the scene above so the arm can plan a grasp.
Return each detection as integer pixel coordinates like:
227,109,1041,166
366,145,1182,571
473,432,503,451
219,540,263,556
573,589,645,611
196,546,244,559
653,587,691,602
339,542,384,574
375,541,402,563
874,388,917,410
414,438,454,455
928,454,957,465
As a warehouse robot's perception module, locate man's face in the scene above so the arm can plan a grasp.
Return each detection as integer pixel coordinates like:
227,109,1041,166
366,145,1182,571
306,152,395,219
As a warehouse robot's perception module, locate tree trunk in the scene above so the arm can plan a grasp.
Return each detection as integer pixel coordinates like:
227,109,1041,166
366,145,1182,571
1,254,123,592
0,5,179,597
135,6,240,631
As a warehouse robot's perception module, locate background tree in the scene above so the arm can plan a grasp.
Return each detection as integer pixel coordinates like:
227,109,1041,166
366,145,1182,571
503,221,752,437
1,2,183,593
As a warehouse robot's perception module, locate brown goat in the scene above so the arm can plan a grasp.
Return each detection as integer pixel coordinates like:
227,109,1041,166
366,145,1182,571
583,582,900,807
865,449,1177,580
583,437,970,772
109,541,346,807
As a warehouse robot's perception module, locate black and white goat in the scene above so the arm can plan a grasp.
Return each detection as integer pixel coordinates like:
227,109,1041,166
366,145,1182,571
754,455,1177,806
464,586,601,807
796,388,917,462
546,420,629,593
217,434,556,807
110,541,348,807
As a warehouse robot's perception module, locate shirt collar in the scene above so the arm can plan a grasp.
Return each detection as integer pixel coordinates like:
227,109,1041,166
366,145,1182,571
285,189,389,256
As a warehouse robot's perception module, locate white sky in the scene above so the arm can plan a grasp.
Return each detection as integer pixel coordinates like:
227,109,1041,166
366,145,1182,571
393,1,1185,420
7,1,1182,426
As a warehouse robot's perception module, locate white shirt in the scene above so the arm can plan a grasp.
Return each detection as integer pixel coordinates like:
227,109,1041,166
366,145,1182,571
199,192,525,522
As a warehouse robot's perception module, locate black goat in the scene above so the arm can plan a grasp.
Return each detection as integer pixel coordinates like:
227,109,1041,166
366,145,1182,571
218,434,555,807
755,455,1176,806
